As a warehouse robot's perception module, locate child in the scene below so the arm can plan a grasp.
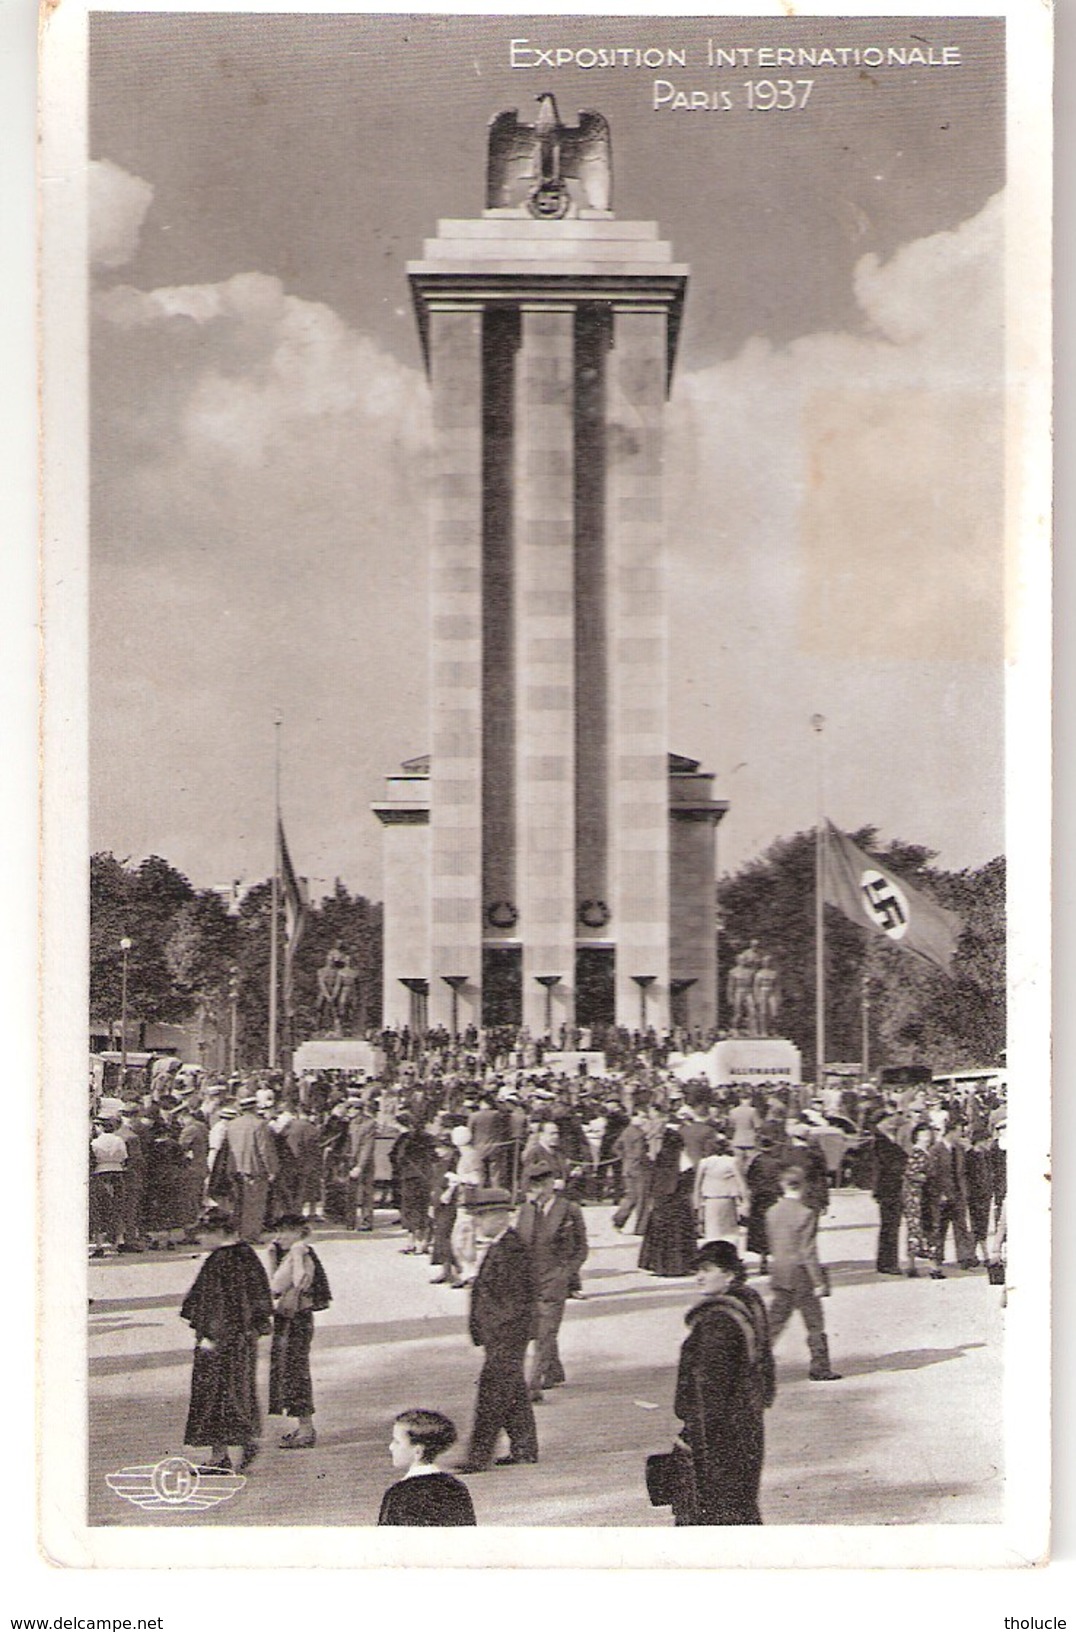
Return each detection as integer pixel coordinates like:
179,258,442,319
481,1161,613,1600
377,1410,477,1526
267,1214,332,1449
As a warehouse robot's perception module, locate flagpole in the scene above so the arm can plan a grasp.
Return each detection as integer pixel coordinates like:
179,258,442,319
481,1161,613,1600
268,713,281,1069
811,713,826,1092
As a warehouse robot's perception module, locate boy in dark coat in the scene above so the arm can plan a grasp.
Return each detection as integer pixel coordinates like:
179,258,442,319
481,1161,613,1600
378,1409,477,1526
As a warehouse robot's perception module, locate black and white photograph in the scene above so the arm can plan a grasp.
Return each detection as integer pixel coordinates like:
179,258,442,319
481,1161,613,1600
37,1,1051,1569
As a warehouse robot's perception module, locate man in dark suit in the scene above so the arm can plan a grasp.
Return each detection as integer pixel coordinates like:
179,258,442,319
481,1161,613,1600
677,1103,719,1169
928,1120,975,1272
515,1160,589,1400
458,1189,539,1471
611,1110,652,1233
346,1100,378,1231
468,1095,510,1187
871,1108,910,1274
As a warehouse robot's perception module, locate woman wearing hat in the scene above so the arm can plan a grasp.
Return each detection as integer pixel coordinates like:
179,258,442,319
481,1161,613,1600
671,1239,776,1525
639,1124,697,1277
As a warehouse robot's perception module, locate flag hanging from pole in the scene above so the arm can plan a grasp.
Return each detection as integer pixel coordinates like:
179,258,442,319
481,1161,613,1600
278,818,308,1017
822,821,963,975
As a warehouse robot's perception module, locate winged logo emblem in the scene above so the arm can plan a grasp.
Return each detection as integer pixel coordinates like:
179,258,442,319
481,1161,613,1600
106,1455,245,1512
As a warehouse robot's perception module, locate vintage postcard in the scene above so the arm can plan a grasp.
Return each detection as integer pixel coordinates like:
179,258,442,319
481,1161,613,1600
39,0,1051,1569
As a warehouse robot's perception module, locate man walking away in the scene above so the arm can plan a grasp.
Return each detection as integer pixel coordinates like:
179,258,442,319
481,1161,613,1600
514,1160,588,1401
457,1188,538,1472
611,1110,652,1234
223,1092,279,1241
765,1167,841,1381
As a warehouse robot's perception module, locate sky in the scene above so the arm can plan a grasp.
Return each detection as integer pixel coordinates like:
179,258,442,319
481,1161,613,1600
88,12,1006,899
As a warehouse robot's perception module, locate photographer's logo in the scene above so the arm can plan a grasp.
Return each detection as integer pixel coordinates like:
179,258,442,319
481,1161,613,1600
106,1455,245,1512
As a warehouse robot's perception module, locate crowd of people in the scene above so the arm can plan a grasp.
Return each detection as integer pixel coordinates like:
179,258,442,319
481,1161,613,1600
88,1037,1008,1524
89,1044,1007,1280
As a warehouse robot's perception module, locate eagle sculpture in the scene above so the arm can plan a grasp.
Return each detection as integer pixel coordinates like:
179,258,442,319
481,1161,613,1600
487,93,612,218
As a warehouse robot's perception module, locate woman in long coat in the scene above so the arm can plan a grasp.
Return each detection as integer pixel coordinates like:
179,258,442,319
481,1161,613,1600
394,1121,439,1253
672,1239,776,1525
143,1107,189,1248
744,1135,784,1270
181,1217,273,1472
639,1126,697,1277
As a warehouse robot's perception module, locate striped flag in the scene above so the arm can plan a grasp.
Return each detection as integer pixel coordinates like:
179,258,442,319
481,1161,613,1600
823,821,963,975
278,818,307,1016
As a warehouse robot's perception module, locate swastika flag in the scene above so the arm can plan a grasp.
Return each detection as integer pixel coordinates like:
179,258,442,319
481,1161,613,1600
278,818,308,1016
822,821,963,974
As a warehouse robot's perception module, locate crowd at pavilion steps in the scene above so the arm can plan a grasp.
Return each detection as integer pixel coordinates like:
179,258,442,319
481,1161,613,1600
88,1030,1007,1285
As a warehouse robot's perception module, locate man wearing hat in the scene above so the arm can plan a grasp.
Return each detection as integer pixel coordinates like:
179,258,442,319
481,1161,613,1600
783,1124,830,1219
468,1093,510,1189
346,1094,379,1231
515,1160,588,1401
765,1167,841,1381
458,1189,539,1472
871,1107,911,1274
223,1091,280,1240
612,1109,652,1234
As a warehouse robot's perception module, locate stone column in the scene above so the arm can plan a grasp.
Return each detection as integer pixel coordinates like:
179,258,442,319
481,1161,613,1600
607,305,670,1030
515,304,577,1036
427,303,483,1032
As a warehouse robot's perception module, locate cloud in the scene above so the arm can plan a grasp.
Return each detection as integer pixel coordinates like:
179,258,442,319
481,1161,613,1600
664,189,1004,869
854,193,1003,359
668,188,1003,661
94,271,429,469
89,159,154,270
90,192,1005,889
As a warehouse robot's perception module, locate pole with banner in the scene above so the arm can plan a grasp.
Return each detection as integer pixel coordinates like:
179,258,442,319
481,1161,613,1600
811,713,826,1093
268,713,281,1068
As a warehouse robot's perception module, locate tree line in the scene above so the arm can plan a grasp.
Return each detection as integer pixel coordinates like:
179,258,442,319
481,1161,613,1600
90,853,383,1068
717,828,1005,1070
90,824,1004,1074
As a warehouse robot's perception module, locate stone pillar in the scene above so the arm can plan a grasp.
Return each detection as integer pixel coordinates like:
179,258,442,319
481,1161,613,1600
608,305,670,1029
670,814,718,1032
427,304,483,1032
515,304,577,1035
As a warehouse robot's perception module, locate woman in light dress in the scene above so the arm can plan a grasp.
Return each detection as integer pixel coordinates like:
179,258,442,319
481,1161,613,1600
693,1133,747,1244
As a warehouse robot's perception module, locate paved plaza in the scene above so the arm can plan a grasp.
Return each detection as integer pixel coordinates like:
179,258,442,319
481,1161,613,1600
88,1190,1002,1529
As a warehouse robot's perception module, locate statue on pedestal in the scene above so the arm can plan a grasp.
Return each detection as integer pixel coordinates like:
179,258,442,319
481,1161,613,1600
336,954,358,1034
726,950,757,1036
315,947,344,1035
752,954,781,1038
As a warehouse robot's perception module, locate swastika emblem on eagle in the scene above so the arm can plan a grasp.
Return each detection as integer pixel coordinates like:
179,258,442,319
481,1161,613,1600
860,869,909,939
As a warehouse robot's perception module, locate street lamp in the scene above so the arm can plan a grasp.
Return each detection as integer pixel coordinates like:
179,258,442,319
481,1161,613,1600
534,975,561,1039
441,975,468,1040
228,965,240,1077
631,974,657,1032
119,937,133,1079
